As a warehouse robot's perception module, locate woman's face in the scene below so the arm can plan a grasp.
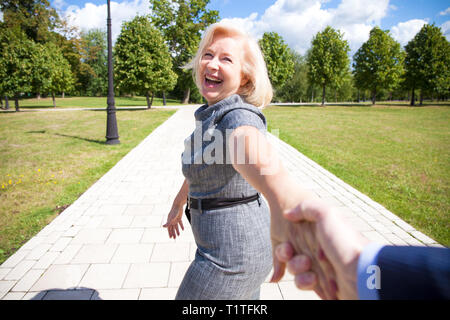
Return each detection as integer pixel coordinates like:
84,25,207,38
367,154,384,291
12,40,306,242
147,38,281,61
199,35,247,105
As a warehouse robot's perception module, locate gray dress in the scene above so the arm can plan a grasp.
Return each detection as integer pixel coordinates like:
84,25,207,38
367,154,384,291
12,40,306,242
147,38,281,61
176,94,273,300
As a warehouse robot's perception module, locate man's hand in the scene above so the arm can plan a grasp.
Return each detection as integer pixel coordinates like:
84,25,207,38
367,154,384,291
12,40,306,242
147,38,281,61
274,199,370,300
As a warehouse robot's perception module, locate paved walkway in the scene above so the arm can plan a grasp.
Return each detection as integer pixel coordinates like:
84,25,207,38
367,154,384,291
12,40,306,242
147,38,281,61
0,106,441,300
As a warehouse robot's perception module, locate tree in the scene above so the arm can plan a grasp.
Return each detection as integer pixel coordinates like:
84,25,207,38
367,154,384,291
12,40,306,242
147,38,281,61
114,15,177,108
258,32,294,99
0,26,34,111
149,0,219,104
80,29,108,96
404,24,450,105
31,42,74,107
353,27,404,105
0,0,60,44
307,26,350,106
277,50,309,102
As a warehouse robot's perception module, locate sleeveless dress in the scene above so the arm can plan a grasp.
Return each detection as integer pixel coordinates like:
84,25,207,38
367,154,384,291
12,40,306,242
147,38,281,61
175,94,273,300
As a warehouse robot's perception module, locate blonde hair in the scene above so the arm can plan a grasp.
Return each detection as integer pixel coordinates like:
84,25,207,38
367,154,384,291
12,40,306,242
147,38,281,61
184,22,273,108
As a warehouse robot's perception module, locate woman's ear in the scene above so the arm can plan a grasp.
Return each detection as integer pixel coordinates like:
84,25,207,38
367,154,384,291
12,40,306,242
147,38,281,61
240,74,249,87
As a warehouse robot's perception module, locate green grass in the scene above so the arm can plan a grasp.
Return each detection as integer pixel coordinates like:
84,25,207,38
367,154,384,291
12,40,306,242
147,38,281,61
264,104,450,246
4,95,183,109
0,109,175,264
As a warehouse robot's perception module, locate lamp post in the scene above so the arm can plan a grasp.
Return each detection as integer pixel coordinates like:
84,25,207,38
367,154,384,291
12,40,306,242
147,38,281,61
105,0,120,145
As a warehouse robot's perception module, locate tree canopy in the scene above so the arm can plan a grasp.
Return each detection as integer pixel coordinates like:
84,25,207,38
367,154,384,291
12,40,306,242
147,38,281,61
404,24,450,105
353,27,404,105
114,15,177,108
149,0,219,103
307,26,350,105
259,31,295,98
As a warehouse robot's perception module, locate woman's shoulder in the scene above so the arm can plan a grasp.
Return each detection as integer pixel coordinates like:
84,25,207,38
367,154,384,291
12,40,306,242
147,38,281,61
215,97,266,131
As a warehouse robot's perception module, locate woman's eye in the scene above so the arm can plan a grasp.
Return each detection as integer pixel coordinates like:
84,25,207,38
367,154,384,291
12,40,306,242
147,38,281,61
223,57,232,63
204,52,213,58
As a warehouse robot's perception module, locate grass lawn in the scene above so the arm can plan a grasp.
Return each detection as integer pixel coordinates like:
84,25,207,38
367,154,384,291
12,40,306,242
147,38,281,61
0,108,175,264
4,95,184,109
264,104,450,246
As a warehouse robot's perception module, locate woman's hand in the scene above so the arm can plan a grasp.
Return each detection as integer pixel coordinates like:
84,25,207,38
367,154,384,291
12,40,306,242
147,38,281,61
163,204,185,239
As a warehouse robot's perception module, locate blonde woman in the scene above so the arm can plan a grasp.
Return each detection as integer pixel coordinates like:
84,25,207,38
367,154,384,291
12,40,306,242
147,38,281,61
164,22,331,300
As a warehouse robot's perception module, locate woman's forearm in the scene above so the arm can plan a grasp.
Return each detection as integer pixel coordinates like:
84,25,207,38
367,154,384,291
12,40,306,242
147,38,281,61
173,179,189,207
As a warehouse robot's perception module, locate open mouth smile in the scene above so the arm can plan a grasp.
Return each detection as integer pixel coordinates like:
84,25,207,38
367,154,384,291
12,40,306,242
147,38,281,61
204,75,223,87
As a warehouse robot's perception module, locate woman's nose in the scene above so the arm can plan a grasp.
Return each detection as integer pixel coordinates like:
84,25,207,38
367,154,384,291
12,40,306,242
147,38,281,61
206,57,219,71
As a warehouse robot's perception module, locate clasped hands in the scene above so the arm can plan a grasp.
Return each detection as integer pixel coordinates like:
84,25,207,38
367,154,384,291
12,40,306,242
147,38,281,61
269,198,370,300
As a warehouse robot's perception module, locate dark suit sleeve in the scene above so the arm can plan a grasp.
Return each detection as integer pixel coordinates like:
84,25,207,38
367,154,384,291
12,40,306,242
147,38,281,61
377,246,450,300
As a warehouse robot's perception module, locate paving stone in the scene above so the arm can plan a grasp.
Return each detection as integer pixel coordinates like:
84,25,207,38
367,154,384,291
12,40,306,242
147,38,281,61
100,216,134,228
168,262,191,287
131,216,164,228
0,281,16,299
32,251,59,269
0,268,12,280
22,291,47,300
123,263,170,288
50,237,72,252
141,227,175,243
26,244,51,260
71,244,118,264
278,281,320,300
2,292,25,300
11,269,45,292
79,264,130,289
361,231,391,245
260,283,283,300
71,228,112,245
139,288,177,300
30,264,89,291
0,250,31,269
92,289,140,300
111,244,154,263
3,260,35,281
410,231,436,244
52,244,82,265
106,228,145,244
151,243,190,262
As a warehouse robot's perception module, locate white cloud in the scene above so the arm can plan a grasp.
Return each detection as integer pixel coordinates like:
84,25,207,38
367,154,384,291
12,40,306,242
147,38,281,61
441,20,450,40
62,0,151,42
52,0,67,11
391,19,427,46
439,7,450,16
221,0,390,55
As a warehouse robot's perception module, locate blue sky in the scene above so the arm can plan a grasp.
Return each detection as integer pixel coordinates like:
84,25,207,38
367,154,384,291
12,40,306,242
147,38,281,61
50,0,450,54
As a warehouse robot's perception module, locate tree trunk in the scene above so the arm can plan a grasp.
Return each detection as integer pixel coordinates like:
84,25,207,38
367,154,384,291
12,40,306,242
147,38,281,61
357,89,360,103
146,92,152,109
0,96,3,108
371,90,376,105
151,92,154,107
321,85,326,106
311,89,314,103
4,96,9,110
62,92,65,99
14,95,20,112
163,91,166,106
410,87,415,106
52,93,56,108
37,92,41,100
419,90,423,106
182,88,190,104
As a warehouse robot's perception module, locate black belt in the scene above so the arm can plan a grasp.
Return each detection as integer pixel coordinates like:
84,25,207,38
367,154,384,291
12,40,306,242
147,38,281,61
185,193,261,223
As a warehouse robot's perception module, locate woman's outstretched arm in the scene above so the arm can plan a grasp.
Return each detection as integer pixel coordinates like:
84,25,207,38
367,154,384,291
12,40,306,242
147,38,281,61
229,125,337,299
